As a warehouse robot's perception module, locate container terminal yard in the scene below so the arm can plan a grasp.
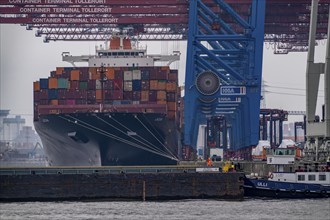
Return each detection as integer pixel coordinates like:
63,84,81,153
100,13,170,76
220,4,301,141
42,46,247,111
0,0,329,201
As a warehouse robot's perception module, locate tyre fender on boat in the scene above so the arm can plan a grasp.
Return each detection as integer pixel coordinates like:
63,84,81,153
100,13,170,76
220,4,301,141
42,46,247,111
290,189,296,195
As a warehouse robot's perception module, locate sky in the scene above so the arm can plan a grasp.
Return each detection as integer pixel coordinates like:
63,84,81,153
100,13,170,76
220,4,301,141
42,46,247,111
0,24,327,127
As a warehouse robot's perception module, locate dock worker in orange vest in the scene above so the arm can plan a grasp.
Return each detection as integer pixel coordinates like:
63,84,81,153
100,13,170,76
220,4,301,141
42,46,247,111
207,157,212,166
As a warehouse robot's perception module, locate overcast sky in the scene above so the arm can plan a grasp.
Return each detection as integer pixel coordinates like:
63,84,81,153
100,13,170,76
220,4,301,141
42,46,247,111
0,24,327,127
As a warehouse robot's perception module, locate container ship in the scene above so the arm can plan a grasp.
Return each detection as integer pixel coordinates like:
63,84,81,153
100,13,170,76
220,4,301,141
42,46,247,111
33,37,182,166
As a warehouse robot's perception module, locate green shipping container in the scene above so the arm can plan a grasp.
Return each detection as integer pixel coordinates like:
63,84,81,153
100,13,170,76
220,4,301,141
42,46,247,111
57,78,69,89
79,81,88,90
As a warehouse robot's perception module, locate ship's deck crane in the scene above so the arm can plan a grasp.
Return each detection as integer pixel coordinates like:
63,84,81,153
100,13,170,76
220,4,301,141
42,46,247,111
0,0,329,158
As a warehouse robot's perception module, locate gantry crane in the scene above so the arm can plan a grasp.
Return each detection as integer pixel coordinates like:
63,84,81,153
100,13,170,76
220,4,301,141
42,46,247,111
0,0,328,158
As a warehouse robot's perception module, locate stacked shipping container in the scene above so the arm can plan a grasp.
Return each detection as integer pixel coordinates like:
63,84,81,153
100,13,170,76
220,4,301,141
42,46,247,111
34,66,180,120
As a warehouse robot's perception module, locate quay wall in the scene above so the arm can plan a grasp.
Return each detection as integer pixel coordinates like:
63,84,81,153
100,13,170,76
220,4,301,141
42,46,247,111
0,170,244,202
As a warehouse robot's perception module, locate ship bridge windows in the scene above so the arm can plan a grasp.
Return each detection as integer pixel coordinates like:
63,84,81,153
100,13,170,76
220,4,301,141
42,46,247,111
319,174,326,181
308,174,316,181
298,175,305,181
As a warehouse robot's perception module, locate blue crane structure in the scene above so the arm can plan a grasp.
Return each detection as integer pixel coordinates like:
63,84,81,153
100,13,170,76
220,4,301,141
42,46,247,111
0,0,329,158
184,0,265,152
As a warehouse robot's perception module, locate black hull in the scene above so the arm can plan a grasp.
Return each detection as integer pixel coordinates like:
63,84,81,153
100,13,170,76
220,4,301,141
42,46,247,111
34,113,180,166
243,177,330,199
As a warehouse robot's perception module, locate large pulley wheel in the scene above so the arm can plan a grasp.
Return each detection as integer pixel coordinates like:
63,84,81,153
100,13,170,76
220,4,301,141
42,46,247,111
196,71,220,95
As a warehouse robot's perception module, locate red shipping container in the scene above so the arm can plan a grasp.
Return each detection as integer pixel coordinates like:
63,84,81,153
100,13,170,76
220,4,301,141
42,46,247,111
70,81,79,90
57,89,67,99
113,79,123,90
114,70,123,79
112,90,123,100
66,99,76,105
33,91,41,102
149,91,157,102
167,102,176,111
88,80,96,90
39,89,48,100
123,91,133,100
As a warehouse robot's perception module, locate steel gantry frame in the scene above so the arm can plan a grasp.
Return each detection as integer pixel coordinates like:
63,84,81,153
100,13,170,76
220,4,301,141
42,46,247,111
183,0,266,152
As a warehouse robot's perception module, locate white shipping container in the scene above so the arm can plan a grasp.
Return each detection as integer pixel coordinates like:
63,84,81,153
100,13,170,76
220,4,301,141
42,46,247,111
124,71,133,81
96,79,102,89
124,81,132,91
132,70,141,80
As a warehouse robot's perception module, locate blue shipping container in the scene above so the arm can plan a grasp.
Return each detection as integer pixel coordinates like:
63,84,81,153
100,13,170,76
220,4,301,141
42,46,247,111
132,80,141,91
40,78,49,89
48,89,58,99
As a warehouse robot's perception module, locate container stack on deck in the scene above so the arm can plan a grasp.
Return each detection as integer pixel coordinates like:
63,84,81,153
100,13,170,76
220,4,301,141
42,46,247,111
33,66,180,121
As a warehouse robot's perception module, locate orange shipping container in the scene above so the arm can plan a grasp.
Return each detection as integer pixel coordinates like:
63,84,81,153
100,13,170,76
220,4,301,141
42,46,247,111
157,100,167,105
166,82,177,91
141,91,149,101
161,66,170,71
96,89,102,100
167,102,176,111
157,91,167,100
56,67,64,75
33,81,40,91
71,70,80,81
105,68,115,79
48,77,58,89
50,99,59,105
89,67,98,76
157,80,167,90
149,80,158,90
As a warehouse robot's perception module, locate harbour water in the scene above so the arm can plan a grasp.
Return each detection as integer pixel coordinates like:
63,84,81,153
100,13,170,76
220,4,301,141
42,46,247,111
1,198,329,220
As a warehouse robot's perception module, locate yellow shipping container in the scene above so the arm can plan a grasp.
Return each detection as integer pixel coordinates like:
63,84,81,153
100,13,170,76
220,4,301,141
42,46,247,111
33,81,40,91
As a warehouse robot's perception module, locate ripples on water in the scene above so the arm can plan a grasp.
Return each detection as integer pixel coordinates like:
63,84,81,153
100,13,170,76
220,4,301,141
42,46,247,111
1,198,329,220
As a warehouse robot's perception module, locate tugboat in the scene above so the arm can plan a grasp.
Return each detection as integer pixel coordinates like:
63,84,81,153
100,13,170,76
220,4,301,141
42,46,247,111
244,146,330,198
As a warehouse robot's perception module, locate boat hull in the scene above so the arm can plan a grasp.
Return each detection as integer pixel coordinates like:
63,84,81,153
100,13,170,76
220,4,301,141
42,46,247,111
243,177,330,199
34,112,180,166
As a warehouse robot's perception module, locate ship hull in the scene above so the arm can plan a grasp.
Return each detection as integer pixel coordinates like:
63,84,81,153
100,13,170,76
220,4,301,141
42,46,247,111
34,112,180,166
243,177,330,198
